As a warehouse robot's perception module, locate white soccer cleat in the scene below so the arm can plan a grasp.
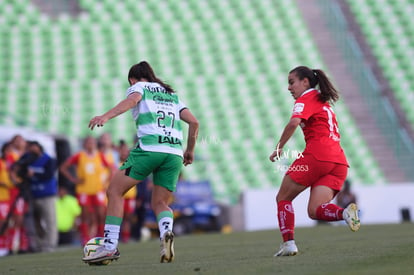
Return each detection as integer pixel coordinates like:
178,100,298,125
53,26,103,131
160,231,175,263
274,240,298,257
82,246,120,264
343,203,361,232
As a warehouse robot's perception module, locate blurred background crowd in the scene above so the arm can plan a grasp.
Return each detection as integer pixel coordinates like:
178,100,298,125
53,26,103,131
0,132,225,257
0,133,155,256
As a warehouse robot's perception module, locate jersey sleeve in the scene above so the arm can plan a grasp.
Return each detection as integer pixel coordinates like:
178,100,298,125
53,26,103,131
67,153,80,165
99,152,112,168
0,161,13,188
291,97,316,120
178,99,187,112
126,82,144,97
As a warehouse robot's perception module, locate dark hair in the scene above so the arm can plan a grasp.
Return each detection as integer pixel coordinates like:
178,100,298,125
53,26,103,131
290,66,339,104
128,61,175,93
1,142,10,159
27,141,44,153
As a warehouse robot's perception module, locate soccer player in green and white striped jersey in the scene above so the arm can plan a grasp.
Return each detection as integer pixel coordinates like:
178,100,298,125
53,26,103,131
84,61,199,264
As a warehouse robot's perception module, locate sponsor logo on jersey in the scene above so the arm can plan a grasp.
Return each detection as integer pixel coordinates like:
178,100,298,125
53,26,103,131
158,136,182,145
292,103,304,114
153,95,174,103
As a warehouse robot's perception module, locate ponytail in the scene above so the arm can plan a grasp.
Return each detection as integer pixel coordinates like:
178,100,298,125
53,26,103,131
290,66,339,104
128,61,175,93
312,69,339,103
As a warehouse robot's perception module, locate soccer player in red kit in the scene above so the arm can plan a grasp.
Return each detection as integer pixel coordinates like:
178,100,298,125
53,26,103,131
269,66,360,256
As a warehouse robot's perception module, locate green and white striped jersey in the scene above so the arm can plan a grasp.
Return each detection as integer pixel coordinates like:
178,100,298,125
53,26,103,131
126,82,187,157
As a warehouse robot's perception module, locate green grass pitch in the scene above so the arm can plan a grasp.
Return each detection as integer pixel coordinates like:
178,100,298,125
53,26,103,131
1,223,413,275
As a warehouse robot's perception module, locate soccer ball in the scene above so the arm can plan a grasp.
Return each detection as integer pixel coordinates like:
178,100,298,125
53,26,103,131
83,237,111,266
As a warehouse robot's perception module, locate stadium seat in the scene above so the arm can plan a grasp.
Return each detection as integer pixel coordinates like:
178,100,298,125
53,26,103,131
0,0,386,204
347,0,414,127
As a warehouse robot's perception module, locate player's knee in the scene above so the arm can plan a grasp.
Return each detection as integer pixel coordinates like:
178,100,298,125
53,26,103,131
307,208,318,220
276,192,285,203
106,184,122,199
275,194,281,203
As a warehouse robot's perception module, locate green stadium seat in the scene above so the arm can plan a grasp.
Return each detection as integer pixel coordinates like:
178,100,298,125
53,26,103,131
347,0,414,127
0,0,388,203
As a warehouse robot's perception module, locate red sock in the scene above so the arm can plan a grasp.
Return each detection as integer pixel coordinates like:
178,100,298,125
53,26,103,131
97,224,104,236
121,230,130,243
0,234,7,250
79,223,89,245
8,228,16,251
19,227,29,251
4,228,11,250
315,203,343,221
277,200,295,242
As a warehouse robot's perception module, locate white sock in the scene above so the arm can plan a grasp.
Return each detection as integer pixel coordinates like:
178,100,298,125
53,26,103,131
158,217,173,239
104,224,120,250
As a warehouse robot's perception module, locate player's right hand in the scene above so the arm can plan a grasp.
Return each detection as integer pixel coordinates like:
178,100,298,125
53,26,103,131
89,115,108,130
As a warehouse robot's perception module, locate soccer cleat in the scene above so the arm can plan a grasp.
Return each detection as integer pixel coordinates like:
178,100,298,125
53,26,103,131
82,246,120,264
274,240,298,257
343,203,361,232
160,231,175,263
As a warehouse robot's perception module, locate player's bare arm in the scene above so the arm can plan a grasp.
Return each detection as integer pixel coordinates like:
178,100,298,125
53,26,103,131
180,108,199,166
269,117,301,162
89,93,142,130
59,159,80,184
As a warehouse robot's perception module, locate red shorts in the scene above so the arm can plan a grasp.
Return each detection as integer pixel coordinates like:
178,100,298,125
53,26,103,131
286,153,348,191
124,198,136,214
0,197,26,218
77,192,106,207
9,188,19,201
14,197,26,215
0,201,10,220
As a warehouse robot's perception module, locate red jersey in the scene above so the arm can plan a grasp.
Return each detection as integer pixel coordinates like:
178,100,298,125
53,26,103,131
291,89,348,166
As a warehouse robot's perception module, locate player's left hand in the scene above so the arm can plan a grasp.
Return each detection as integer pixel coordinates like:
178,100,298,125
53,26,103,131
183,150,194,166
89,115,108,130
269,148,282,162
